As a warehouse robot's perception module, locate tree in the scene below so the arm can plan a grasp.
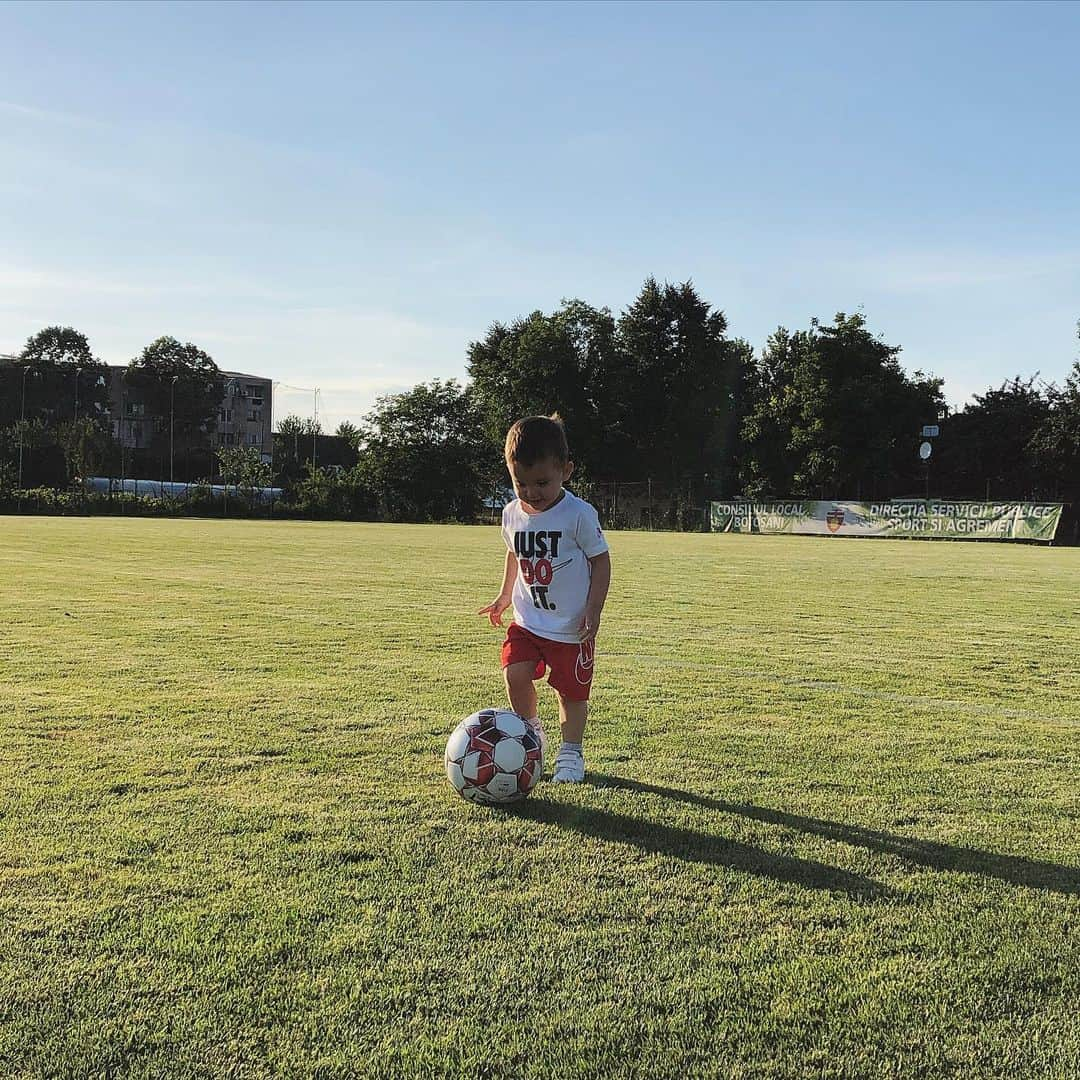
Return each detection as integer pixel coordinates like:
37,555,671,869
126,337,222,480
1030,330,1080,503
614,278,742,485
277,414,323,437
740,313,944,498
739,326,810,496
335,420,363,450
467,299,619,479
362,379,487,521
715,336,756,497
9,434,65,489
217,445,273,509
57,418,117,483
467,281,746,488
0,327,111,485
0,418,57,489
936,376,1050,500
16,326,110,427
287,463,377,520
274,414,324,482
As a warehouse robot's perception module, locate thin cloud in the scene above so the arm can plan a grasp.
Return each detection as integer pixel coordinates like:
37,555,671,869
839,250,1080,292
0,264,297,304
0,99,108,130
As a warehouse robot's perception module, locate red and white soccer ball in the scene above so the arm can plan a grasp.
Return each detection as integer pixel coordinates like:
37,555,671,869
445,709,543,805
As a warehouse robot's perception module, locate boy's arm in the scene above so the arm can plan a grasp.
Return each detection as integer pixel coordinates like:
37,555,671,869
498,547,517,601
477,549,517,627
581,551,611,642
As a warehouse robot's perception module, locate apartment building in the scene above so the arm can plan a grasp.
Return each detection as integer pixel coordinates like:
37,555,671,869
216,372,274,463
107,368,274,464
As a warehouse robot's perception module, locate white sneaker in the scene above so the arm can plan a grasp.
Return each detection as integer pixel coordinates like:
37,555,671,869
551,747,585,784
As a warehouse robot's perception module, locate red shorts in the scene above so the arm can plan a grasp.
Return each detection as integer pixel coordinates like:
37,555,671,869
501,623,595,702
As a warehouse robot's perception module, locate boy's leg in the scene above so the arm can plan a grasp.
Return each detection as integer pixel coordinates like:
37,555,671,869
557,694,587,744
504,661,538,720
506,661,549,765
501,627,549,765
552,693,587,783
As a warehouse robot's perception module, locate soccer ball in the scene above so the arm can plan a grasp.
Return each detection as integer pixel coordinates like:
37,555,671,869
445,709,543,805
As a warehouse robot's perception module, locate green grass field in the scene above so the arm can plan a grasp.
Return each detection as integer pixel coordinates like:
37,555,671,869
2,518,1078,1079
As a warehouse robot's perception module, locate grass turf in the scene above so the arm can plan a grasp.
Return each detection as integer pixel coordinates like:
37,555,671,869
1,517,1078,1079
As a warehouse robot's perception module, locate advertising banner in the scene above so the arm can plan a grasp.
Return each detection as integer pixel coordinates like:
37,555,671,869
709,501,1064,542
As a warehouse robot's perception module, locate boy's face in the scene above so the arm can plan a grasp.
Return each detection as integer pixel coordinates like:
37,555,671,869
507,456,574,514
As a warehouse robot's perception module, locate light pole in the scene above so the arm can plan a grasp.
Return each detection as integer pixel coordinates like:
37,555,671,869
17,366,34,505
119,369,127,501
170,375,179,485
221,378,237,515
72,365,83,494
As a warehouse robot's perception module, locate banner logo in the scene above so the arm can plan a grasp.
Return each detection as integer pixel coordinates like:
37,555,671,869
826,507,845,533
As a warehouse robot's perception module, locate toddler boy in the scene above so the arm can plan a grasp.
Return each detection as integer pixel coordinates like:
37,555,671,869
478,415,611,783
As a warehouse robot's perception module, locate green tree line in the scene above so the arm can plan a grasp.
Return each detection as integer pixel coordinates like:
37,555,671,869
3,280,1079,526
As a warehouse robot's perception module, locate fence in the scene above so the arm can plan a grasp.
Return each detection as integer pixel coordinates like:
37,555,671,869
483,479,711,531
86,477,283,505
6,478,284,518
579,479,710,532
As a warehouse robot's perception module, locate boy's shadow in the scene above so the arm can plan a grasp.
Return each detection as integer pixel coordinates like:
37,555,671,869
513,787,889,901
573,774,1080,897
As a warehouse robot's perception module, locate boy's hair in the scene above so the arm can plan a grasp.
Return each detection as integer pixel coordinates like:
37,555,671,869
504,414,569,466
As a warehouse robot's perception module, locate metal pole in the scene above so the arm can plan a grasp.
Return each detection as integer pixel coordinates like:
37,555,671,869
313,387,318,473
17,366,30,509
74,367,82,423
18,366,29,492
170,375,178,484
120,372,126,512
221,377,236,516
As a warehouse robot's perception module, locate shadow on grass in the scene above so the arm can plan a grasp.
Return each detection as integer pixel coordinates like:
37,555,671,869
587,774,1080,897
512,795,888,900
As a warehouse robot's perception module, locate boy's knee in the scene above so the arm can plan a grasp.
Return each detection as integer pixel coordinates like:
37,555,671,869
555,690,588,713
504,662,534,690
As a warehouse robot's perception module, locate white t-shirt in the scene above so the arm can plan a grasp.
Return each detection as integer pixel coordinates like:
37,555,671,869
501,489,609,643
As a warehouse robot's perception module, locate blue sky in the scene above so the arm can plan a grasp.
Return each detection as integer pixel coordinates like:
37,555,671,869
2,0,1078,429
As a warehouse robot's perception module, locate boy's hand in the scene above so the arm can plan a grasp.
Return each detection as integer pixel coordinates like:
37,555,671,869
580,607,602,643
477,595,512,628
